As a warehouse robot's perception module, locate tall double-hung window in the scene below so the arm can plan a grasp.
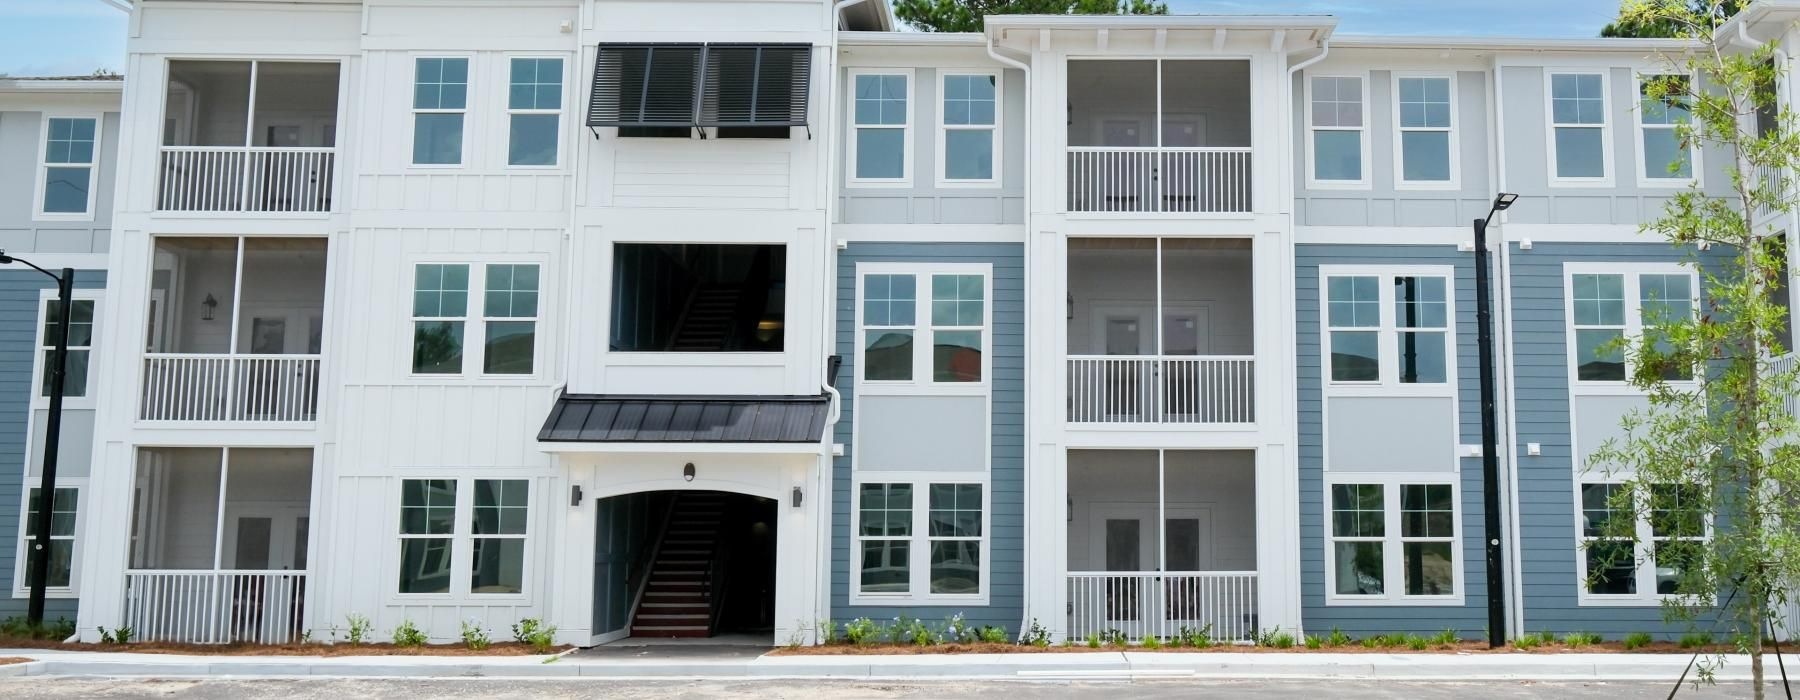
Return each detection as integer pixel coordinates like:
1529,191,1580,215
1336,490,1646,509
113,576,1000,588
851,71,910,183
855,481,985,598
1323,271,1452,385
1580,482,1708,600
1394,76,1455,186
858,267,988,384
1568,268,1695,382
1549,72,1610,182
38,116,99,217
507,57,563,166
1309,75,1366,185
939,72,999,185
412,57,469,165
398,478,531,596
411,262,540,376
1637,74,1695,183
1328,482,1459,600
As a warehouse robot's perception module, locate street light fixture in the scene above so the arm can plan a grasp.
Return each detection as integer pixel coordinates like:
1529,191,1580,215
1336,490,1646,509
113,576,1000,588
1,251,76,628
1473,193,1516,649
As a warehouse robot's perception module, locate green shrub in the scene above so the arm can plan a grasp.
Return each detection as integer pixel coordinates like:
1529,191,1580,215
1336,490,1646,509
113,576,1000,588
1256,626,1294,648
392,619,426,647
1562,631,1600,648
1513,632,1547,650
1623,631,1654,650
1304,634,1323,650
1086,632,1102,648
1177,625,1214,648
1679,631,1713,649
945,614,974,644
1103,629,1128,647
1360,635,1382,649
979,625,1009,644
1022,620,1051,648
511,617,557,652
1141,634,1162,650
98,626,134,644
1404,634,1428,651
844,617,879,646
460,620,490,651
1,616,75,641
1326,627,1351,647
1431,629,1459,647
345,613,372,645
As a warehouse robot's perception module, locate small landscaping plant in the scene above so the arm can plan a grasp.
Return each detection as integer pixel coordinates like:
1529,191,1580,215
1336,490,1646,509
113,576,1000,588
816,619,838,645
392,619,427,647
460,619,490,651
345,613,372,645
844,617,879,646
97,626,134,644
1,615,75,641
1678,631,1713,650
1022,620,1051,648
979,626,1009,644
1327,627,1351,647
1304,634,1323,650
1141,634,1162,650
945,614,974,644
1177,625,1214,648
512,618,557,653
1513,632,1548,650
1256,627,1294,649
1562,631,1600,648
1359,635,1383,649
1623,631,1654,650
1103,629,1128,647
1085,632,1102,649
1404,634,1428,651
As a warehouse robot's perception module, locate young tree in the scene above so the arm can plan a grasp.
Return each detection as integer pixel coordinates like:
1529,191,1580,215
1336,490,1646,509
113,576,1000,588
1600,0,1744,37
893,0,1167,33
1587,3,1800,698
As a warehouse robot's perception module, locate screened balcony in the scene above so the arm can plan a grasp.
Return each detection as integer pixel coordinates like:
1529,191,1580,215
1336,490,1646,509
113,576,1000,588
158,60,339,213
1066,60,1251,214
1066,238,1254,424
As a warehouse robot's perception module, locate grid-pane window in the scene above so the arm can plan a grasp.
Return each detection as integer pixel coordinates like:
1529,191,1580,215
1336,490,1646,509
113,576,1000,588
1581,482,1636,595
470,479,527,594
1639,273,1693,380
931,274,984,382
1326,276,1380,381
398,479,457,594
41,117,97,214
862,274,916,381
853,74,908,180
412,264,469,374
858,483,912,593
927,484,981,595
1650,483,1705,595
482,264,539,375
1397,77,1452,183
22,487,77,588
1400,484,1454,596
1330,483,1384,595
1551,73,1607,179
40,299,95,398
413,58,469,165
1393,276,1447,383
1571,273,1626,381
508,57,563,166
1311,76,1364,182
1639,75,1693,180
942,73,996,182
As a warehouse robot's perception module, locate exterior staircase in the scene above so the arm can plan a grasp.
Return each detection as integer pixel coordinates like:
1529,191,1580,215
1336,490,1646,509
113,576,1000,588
669,287,739,351
629,493,725,638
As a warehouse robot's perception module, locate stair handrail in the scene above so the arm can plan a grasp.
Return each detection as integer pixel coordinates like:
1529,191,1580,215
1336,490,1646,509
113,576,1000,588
624,496,679,635
706,524,728,634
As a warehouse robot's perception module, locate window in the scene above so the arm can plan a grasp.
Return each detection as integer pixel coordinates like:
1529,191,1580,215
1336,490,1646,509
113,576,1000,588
470,479,528,595
1549,72,1609,182
39,299,95,398
398,479,456,594
608,244,785,353
858,265,988,386
38,116,99,216
1323,270,1452,386
939,72,999,185
1329,481,1459,602
412,57,468,165
1395,76,1455,186
507,57,563,166
1309,75,1366,185
1568,268,1695,383
855,481,985,600
1638,74,1695,183
412,262,541,375
1580,482,1709,601
19,487,78,589
850,71,909,183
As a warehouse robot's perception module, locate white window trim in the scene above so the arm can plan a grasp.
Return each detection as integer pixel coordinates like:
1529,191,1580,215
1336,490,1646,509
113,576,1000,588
1304,71,1372,190
392,476,534,602
1390,72,1461,191
1573,479,1713,606
1318,264,1458,397
33,113,102,222
1323,475,1465,606
504,54,567,169
849,472,992,606
846,68,914,188
935,68,1002,189
10,482,83,599
407,258,546,381
854,261,992,396
1631,71,1702,189
31,288,102,410
1545,69,1616,188
409,54,474,169
1562,262,1700,395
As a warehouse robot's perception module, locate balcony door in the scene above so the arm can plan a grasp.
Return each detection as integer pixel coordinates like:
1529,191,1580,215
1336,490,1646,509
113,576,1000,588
1086,504,1213,627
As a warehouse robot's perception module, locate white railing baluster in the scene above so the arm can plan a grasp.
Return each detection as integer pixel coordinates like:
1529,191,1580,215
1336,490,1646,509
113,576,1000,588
1065,572,1258,645
140,354,321,423
124,570,308,644
1067,355,1254,425
1066,147,1252,214
157,146,336,213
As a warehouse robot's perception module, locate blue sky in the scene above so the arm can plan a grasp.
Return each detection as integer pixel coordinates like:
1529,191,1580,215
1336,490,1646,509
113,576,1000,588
0,0,1621,78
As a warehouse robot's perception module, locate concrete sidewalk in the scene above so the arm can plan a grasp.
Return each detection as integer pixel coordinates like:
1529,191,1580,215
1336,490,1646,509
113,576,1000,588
0,647,1790,682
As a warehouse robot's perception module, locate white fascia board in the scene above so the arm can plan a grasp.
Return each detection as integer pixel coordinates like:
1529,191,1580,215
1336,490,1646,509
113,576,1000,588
537,442,829,455
839,32,987,47
1331,35,1698,52
0,80,125,95
984,14,1338,34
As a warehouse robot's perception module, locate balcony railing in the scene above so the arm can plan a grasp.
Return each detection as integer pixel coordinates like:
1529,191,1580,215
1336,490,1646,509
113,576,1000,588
140,354,322,422
157,146,335,213
122,570,307,645
1773,352,1799,419
1067,355,1254,424
1067,147,1251,214
1757,163,1787,221
1067,571,1258,643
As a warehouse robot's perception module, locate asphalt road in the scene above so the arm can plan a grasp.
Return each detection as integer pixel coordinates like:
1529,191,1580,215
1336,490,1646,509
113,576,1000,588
0,678,1763,698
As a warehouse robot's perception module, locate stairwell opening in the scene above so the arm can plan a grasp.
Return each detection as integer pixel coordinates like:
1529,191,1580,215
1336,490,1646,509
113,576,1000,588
594,490,779,641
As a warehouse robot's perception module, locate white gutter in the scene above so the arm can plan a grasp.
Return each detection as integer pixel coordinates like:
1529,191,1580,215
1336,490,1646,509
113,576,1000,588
1284,39,1330,210
985,33,1032,640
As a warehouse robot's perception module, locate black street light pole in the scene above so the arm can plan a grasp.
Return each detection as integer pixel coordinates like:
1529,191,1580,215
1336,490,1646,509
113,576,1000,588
1473,193,1517,649
3,252,75,628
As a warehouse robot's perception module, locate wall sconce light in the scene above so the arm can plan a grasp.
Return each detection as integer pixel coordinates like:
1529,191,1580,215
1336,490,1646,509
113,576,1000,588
569,484,583,507
1067,496,1073,522
683,463,696,482
791,486,803,508
202,293,218,321
1066,294,1074,320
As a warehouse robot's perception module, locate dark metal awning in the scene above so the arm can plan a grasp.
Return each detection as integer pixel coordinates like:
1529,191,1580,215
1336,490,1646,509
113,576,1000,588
587,42,812,132
538,394,830,445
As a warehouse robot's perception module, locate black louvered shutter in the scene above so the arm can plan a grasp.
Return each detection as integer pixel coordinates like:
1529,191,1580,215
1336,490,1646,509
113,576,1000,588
587,43,703,127
697,44,811,127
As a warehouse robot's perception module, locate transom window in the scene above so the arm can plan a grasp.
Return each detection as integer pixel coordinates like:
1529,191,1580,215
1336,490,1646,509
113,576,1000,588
413,57,469,165
398,478,531,596
1568,268,1695,383
858,266,988,386
1580,482,1708,601
939,72,999,184
851,71,910,183
411,262,541,376
1550,72,1609,181
1329,481,1459,601
1395,76,1454,185
855,481,985,599
507,57,564,166
1637,74,1695,183
1309,75,1366,184
1323,271,1452,386
38,116,99,217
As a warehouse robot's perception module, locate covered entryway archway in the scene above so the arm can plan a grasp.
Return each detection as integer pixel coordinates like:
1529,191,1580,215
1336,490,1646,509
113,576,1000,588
594,490,778,641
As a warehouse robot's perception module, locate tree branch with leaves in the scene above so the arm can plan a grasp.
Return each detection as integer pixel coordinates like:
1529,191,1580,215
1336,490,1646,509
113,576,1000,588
892,0,1167,33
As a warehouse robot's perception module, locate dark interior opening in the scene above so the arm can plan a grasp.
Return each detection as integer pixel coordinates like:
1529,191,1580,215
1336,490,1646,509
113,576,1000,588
610,243,786,352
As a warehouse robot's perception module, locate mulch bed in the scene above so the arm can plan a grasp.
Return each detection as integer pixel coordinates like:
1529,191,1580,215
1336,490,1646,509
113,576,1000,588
0,638,566,657
773,641,1735,655
0,657,30,665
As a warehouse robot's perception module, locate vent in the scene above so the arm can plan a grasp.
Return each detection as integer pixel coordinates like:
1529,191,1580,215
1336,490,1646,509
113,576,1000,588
698,44,812,128
587,43,703,128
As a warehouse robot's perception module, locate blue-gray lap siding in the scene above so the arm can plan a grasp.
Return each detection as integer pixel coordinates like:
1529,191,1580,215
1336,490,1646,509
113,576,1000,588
830,242,1023,632
0,269,106,623
1509,241,1721,638
1295,244,1490,637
